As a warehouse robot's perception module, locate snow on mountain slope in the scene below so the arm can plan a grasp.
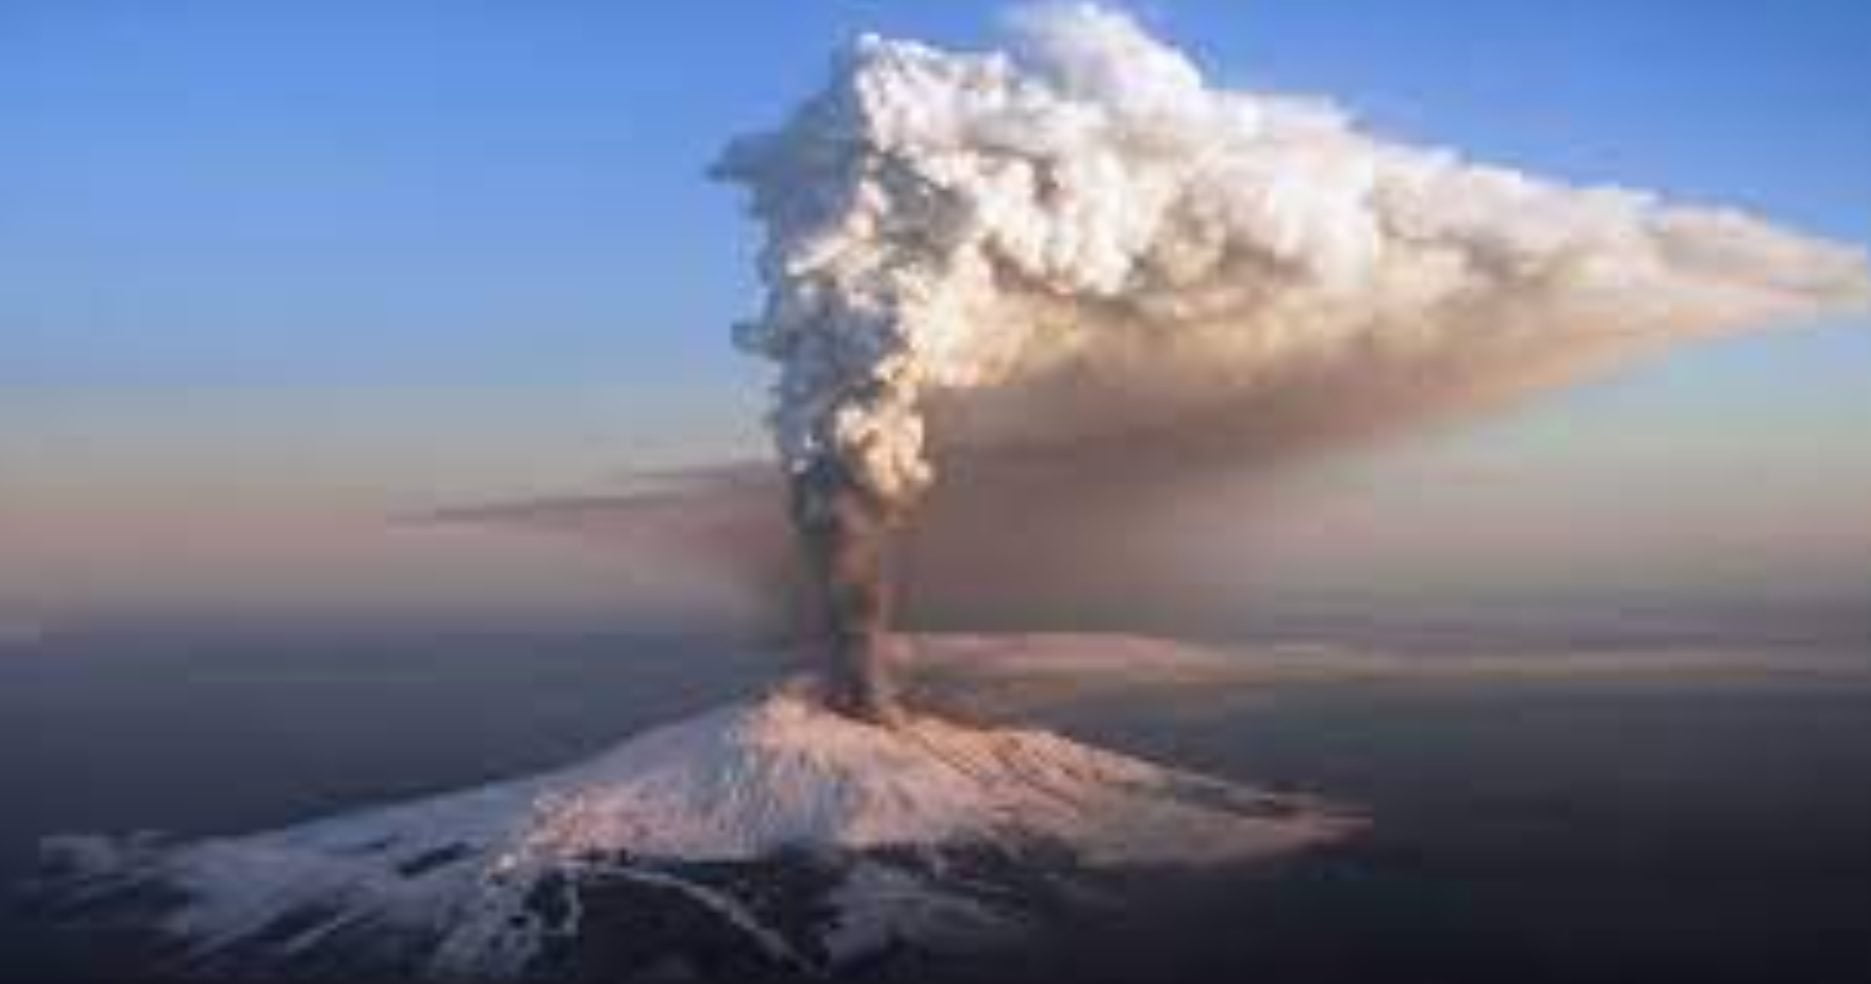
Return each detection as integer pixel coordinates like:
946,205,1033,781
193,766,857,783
40,677,1357,981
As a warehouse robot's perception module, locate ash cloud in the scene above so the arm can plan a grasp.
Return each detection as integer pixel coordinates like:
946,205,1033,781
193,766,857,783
701,5,1865,710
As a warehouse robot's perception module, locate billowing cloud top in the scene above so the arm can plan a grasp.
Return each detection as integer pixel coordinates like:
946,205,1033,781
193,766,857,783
717,3,1866,518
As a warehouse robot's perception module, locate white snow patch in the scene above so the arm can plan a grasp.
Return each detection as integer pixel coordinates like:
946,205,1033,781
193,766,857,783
823,859,1024,962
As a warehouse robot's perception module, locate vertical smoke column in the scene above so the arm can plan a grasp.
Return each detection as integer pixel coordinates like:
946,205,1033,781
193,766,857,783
711,67,938,721
711,34,944,725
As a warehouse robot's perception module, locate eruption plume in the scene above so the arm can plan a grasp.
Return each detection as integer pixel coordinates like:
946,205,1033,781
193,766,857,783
714,5,1867,721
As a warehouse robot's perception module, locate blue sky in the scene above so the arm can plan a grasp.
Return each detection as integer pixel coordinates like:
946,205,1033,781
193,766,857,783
2,1,1867,624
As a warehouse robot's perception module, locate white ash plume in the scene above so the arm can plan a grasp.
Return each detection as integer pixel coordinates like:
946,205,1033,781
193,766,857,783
713,4,1867,720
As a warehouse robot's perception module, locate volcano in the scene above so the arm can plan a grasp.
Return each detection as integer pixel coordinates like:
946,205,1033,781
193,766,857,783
36,679,1356,982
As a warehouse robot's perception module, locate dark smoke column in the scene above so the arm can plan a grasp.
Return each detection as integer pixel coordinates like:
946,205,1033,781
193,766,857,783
793,458,900,723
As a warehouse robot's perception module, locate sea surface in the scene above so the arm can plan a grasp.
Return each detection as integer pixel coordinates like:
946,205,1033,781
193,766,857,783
3,620,1869,983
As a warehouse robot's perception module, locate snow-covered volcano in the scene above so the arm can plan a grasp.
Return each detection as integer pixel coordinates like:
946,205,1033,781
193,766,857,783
37,681,1357,982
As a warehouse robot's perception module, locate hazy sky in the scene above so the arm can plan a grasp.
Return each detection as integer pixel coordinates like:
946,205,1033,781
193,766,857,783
3,1,1867,630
